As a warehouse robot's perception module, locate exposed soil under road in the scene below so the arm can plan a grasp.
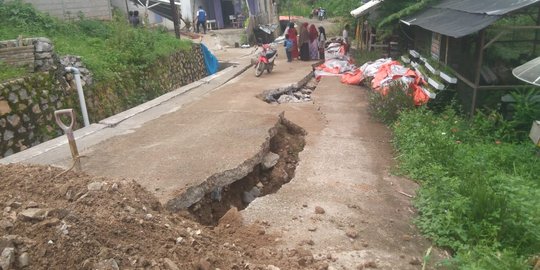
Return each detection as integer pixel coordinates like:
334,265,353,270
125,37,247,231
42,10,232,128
189,120,306,226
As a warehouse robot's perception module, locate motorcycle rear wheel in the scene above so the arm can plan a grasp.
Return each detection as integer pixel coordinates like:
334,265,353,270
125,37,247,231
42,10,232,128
266,63,274,73
255,62,265,77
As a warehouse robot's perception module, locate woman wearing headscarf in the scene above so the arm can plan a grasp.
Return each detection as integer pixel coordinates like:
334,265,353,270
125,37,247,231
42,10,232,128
318,26,327,60
308,24,319,60
286,22,299,60
298,23,310,61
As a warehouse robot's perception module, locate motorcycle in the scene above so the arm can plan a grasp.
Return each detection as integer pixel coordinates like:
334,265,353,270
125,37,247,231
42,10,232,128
254,43,277,77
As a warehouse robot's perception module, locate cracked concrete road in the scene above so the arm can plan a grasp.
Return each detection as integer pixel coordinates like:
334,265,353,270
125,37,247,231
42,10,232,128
243,77,438,269
1,33,438,267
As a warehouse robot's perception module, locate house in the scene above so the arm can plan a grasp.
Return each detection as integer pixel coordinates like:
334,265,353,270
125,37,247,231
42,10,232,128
18,0,112,20
398,0,540,113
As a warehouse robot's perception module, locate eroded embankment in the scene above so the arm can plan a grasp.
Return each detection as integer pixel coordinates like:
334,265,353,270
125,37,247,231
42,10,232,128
186,115,306,225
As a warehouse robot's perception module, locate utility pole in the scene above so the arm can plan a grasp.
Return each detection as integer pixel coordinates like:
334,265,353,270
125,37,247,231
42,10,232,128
169,0,181,39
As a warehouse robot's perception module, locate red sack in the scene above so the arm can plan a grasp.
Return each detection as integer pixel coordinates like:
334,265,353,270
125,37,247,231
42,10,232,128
340,70,364,85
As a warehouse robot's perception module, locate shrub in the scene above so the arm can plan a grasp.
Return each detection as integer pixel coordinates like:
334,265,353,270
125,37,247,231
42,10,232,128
393,107,540,268
367,81,416,124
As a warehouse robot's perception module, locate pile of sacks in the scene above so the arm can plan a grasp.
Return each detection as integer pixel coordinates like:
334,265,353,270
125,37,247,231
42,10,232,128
314,46,433,105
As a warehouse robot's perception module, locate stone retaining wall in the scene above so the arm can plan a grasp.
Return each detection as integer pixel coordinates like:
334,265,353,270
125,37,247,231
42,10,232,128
0,37,55,72
0,43,208,158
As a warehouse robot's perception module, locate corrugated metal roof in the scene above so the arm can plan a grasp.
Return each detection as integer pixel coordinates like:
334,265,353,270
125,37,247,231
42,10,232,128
401,0,540,38
436,0,540,16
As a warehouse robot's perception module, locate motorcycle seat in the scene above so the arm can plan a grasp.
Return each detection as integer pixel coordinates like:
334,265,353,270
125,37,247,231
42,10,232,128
265,51,276,59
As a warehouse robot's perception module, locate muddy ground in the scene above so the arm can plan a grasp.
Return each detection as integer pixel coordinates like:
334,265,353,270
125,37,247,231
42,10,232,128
0,164,332,270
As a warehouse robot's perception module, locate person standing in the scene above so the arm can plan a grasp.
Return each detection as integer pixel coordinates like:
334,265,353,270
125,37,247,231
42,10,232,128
196,6,207,34
343,24,350,55
308,24,319,60
284,34,293,62
318,26,327,60
298,23,310,61
286,22,299,60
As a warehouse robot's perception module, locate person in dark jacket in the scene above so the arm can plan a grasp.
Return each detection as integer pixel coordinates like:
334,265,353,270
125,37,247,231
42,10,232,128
298,23,310,61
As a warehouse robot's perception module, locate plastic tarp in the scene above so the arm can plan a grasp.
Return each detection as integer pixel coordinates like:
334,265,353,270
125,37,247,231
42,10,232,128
360,59,430,105
314,46,431,104
200,43,219,75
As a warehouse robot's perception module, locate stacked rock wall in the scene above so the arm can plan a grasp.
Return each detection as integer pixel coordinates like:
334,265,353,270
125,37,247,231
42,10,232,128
0,42,208,158
0,38,55,72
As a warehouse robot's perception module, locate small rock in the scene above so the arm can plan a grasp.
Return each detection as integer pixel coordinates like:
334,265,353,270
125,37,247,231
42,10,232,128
0,247,15,270
363,261,378,268
88,182,104,191
314,206,325,214
346,229,358,239
40,218,60,227
18,208,48,222
308,227,317,232
18,252,30,268
302,204,308,208
256,182,264,189
402,234,412,241
163,258,180,270
409,257,422,265
144,214,153,220
262,152,280,169
124,206,136,214
242,187,260,204
175,237,184,244
26,201,38,208
94,258,119,270
111,183,119,191
8,201,22,209
0,220,14,230
197,258,211,270
267,265,280,270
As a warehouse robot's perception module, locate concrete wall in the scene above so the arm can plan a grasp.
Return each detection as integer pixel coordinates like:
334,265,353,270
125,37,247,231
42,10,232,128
20,0,112,20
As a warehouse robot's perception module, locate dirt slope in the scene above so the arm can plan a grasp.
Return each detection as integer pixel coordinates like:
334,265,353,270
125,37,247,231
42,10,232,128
0,164,331,270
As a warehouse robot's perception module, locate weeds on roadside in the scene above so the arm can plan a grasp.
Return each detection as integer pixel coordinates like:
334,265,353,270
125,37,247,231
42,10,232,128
392,107,540,269
367,81,416,124
0,1,191,81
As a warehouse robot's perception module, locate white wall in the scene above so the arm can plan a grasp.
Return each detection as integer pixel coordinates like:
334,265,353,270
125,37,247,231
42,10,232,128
20,0,112,20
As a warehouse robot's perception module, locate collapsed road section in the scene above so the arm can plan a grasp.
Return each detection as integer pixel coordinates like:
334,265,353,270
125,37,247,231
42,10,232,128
188,115,306,225
159,114,306,225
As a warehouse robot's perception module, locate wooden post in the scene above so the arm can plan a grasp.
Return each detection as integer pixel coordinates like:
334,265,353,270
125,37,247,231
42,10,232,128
471,30,486,116
533,5,540,55
169,0,181,39
445,35,449,65
356,17,361,51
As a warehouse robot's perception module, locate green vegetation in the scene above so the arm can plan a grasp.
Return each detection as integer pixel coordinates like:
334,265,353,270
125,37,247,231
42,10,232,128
0,60,26,81
368,81,416,124
0,0,191,81
391,100,540,268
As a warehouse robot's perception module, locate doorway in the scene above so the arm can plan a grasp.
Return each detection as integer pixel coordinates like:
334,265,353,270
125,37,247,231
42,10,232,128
221,0,235,27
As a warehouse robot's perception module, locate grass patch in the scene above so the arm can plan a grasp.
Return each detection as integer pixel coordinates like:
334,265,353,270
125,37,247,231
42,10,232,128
0,1,191,81
392,107,540,269
0,61,27,81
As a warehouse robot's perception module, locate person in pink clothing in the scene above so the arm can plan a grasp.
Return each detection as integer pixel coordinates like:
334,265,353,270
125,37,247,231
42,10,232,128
308,24,319,60
286,22,299,59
